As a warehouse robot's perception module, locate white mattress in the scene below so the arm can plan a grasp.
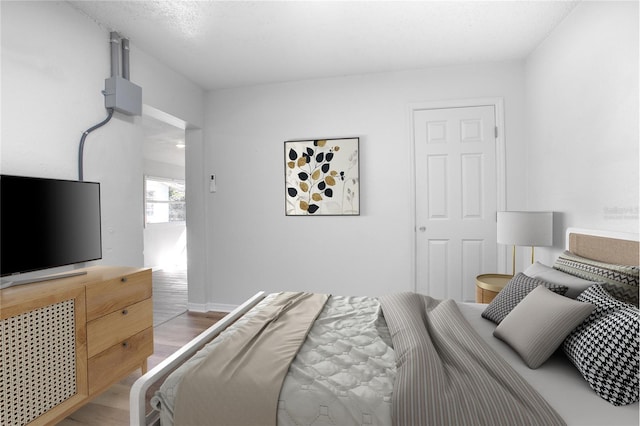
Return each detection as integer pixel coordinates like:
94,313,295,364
278,295,395,425
458,302,639,426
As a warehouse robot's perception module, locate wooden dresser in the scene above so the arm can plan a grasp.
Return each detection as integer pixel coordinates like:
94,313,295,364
0,266,153,426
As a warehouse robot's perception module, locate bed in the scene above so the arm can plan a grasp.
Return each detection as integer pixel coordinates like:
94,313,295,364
130,228,639,425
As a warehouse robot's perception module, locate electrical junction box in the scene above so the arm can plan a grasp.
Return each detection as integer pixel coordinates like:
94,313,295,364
104,76,142,116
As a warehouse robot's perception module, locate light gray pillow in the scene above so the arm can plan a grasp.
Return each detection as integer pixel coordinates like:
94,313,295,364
494,285,594,369
524,261,597,298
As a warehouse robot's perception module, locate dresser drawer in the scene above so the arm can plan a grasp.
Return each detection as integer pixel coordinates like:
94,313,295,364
88,327,153,395
85,269,151,321
87,298,153,357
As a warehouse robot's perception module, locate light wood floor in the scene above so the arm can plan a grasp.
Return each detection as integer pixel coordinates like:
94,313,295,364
59,311,225,425
58,269,225,425
151,269,188,327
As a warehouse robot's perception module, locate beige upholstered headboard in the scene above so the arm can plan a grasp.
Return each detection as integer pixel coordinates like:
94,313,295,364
567,228,640,266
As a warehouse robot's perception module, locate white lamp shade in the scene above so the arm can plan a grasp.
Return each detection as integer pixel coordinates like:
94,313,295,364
497,211,553,247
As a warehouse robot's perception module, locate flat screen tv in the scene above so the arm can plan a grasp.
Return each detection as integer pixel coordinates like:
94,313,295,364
1,175,102,286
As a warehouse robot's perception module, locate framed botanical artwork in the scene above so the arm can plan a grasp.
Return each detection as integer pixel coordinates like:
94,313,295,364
285,137,359,216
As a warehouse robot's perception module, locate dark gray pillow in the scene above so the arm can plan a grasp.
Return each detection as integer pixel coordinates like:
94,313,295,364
481,273,568,324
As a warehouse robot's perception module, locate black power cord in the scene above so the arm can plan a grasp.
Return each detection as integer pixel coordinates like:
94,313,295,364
78,108,115,181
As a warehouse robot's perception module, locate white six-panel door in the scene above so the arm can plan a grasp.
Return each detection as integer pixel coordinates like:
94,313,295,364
414,105,498,302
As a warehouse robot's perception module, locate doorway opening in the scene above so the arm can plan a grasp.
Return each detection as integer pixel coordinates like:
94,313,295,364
141,111,188,325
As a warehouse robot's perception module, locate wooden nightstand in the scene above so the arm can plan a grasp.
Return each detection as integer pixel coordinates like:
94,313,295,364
475,273,513,303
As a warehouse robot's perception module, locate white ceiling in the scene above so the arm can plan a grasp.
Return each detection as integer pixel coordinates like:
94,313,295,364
68,0,579,91
68,1,579,168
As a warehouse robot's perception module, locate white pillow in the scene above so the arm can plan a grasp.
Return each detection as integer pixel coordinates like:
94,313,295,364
524,262,597,298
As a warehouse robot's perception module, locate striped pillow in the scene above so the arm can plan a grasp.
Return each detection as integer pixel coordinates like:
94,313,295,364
553,251,639,306
494,285,594,369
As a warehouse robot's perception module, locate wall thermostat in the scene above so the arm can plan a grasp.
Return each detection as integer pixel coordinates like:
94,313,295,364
209,174,217,193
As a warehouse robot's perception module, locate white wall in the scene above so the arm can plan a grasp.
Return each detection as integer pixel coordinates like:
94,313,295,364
202,62,527,307
7,1,633,308
1,2,204,273
144,159,185,181
525,1,639,266
143,222,187,268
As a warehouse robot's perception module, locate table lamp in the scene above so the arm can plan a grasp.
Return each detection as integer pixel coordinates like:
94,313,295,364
497,211,553,275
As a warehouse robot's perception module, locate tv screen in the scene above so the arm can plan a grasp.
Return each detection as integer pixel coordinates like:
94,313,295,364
1,175,102,277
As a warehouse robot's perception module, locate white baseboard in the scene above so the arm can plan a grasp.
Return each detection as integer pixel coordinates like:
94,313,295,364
187,302,238,313
186,302,207,312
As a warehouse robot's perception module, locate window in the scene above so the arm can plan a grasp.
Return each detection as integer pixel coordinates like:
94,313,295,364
144,176,185,224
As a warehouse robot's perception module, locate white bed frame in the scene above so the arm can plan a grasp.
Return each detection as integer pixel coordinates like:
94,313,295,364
129,291,266,426
129,228,639,425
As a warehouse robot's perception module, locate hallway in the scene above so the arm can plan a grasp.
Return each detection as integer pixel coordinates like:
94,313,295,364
152,268,187,326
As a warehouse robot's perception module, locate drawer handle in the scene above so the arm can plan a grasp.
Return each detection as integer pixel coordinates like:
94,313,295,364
121,277,128,283
122,341,129,348
122,309,128,315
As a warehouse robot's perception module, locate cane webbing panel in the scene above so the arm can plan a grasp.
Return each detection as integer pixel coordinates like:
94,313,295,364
1,299,77,426
569,233,639,266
